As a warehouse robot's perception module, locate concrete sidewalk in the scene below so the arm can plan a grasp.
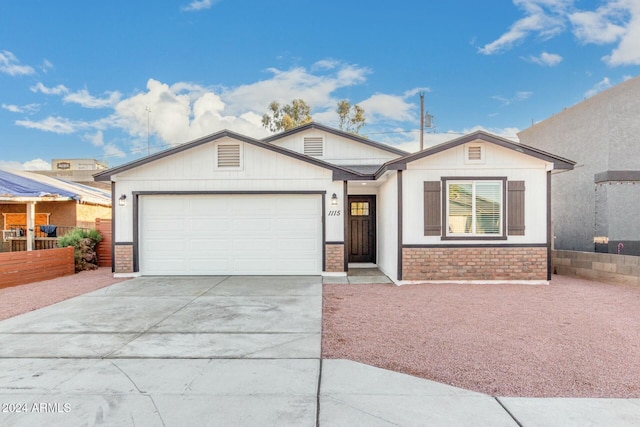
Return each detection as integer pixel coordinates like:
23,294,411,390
0,275,638,426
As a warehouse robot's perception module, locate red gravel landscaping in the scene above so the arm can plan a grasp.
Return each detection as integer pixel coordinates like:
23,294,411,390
0,268,129,321
322,275,640,398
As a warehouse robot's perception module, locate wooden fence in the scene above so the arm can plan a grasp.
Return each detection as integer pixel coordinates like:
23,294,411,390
0,246,74,289
95,218,112,268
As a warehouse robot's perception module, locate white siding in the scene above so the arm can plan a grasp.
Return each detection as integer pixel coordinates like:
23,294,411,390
376,172,398,281
113,137,343,245
270,129,401,165
402,143,551,245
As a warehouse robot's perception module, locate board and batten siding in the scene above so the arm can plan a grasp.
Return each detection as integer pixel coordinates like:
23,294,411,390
269,130,400,165
402,144,551,245
113,137,344,244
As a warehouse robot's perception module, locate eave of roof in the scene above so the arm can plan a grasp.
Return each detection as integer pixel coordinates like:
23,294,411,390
261,122,410,156
94,129,369,182
374,130,575,178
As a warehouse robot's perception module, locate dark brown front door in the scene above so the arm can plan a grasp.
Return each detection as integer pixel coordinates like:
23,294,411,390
348,195,376,263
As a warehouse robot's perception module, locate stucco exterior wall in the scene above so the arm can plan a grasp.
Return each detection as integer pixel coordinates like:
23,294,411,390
519,76,640,254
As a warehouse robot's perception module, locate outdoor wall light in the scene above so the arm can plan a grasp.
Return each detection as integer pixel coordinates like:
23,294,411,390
118,194,127,207
331,193,338,206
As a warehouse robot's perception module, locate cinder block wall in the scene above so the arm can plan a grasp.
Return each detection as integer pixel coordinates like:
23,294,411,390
402,247,548,281
553,250,639,285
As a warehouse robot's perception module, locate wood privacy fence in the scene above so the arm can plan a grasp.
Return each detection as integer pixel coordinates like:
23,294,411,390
0,246,74,289
95,218,112,268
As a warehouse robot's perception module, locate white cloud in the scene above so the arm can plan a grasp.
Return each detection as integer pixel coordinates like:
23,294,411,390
23,159,51,171
584,77,612,97
527,51,563,66
479,0,571,55
2,103,40,113
41,59,53,73
0,159,50,171
462,125,521,141
570,6,627,44
103,143,126,159
181,0,219,12
0,50,35,76
83,131,105,147
15,116,92,134
30,82,69,95
359,93,415,122
492,91,533,106
481,0,640,66
64,89,122,108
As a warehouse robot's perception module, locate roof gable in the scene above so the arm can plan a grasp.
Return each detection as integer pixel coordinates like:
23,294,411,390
262,122,409,157
377,131,575,177
94,130,368,182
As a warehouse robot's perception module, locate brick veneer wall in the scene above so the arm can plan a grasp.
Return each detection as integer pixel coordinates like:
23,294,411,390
402,246,547,281
325,244,345,272
114,244,133,273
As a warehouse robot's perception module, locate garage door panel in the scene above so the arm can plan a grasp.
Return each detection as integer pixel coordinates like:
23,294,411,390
190,218,230,232
275,238,318,252
140,194,322,275
189,238,230,251
232,238,272,252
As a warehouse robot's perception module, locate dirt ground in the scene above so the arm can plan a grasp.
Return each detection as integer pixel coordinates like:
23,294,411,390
0,268,129,321
322,275,640,398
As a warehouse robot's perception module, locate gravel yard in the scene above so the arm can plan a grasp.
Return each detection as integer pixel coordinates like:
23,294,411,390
322,275,640,398
0,268,129,321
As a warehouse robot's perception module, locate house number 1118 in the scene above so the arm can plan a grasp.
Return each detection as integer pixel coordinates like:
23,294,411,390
328,210,341,216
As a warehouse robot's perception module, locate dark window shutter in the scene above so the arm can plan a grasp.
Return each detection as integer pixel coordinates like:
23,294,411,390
424,181,441,236
508,181,525,235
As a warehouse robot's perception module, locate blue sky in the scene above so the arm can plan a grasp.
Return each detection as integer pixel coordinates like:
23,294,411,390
1,0,639,170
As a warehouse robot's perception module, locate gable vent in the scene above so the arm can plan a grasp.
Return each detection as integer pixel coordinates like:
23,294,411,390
303,137,323,156
468,146,482,161
217,144,240,168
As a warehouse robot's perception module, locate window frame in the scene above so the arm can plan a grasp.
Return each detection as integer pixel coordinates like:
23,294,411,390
441,176,507,240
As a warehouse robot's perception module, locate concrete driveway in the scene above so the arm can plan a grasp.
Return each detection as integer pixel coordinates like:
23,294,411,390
3,275,638,426
0,276,322,426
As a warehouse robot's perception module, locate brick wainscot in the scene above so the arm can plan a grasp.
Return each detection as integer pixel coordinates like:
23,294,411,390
402,246,547,281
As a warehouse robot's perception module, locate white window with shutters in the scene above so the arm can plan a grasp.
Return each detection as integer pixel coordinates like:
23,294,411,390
303,137,323,157
216,143,242,169
464,144,485,164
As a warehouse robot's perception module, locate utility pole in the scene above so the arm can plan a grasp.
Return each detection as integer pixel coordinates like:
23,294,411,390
420,93,424,151
145,106,151,156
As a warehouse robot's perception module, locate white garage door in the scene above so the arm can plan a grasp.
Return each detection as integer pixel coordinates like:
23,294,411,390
139,194,322,275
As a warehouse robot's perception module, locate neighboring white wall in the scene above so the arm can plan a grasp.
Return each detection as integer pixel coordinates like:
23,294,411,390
402,143,550,245
518,75,640,252
269,129,400,165
376,172,398,281
113,137,343,243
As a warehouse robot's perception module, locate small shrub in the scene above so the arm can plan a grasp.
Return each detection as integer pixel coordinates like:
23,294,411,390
58,228,102,272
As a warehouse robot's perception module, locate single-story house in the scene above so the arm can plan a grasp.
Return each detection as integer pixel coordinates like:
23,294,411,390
0,169,112,252
94,123,574,283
